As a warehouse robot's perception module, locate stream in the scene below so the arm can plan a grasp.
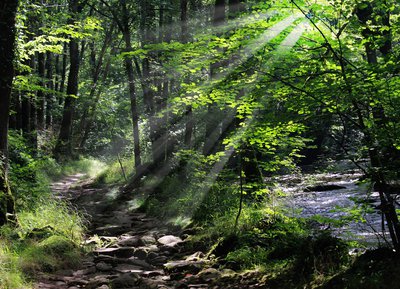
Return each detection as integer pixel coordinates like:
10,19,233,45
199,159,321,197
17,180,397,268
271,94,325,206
274,170,392,247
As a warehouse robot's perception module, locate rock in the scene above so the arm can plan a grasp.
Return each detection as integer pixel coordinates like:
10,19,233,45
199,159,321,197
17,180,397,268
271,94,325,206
96,261,113,271
94,254,119,265
159,245,178,254
85,276,110,289
137,277,166,289
186,283,209,288
114,264,144,274
93,224,129,236
133,248,148,259
164,260,205,274
67,278,89,286
55,281,67,286
100,236,118,243
148,255,168,266
73,266,97,276
221,269,237,277
140,235,157,245
147,244,159,252
97,285,110,289
56,269,74,276
118,235,142,247
157,235,183,247
304,184,346,192
110,273,140,288
185,252,205,262
94,247,135,258
141,270,164,277
129,213,146,221
197,268,221,281
146,251,159,260
128,258,154,269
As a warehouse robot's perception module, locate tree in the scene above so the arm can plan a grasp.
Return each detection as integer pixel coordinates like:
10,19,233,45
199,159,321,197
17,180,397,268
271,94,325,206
281,0,400,249
0,0,19,226
54,0,85,157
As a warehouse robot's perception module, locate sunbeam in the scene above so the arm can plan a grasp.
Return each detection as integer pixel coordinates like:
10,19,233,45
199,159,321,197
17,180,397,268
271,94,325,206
126,18,311,224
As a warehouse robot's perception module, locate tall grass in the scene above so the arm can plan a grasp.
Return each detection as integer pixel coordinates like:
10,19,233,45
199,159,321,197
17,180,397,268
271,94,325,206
0,134,105,288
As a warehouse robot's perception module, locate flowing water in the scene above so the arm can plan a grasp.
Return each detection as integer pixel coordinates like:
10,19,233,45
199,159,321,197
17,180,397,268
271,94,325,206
274,170,392,247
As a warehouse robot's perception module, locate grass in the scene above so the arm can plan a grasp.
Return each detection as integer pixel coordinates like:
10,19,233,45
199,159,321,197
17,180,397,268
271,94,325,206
95,155,135,185
39,157,107,181
0,139,104,289
0,195,86,289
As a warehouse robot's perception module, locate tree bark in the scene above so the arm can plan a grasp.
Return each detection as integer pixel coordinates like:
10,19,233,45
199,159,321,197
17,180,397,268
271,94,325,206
54,0,83,158
356,1,400,250
37,52,46,130
203,0,225,156
45,51,54,127
120,0,141,168
0,0,19,226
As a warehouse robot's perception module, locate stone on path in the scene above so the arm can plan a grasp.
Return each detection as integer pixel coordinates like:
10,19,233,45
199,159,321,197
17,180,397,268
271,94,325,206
110,273,140,288
94,247,135,258
157,235,183,247
114,263,144,274
140,234,157,245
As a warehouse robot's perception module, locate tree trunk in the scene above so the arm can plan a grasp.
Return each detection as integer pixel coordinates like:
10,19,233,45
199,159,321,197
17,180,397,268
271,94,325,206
45,51,54,127
37,52,46,130
0,0,19,226
120,0,141,168
356,2,400,250
181,0,194,148
78,25,114,149
54,0,83,158
203,0,225,156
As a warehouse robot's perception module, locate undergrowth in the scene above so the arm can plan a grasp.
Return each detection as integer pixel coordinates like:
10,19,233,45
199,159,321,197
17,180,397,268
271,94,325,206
0,131,101,289
138,150,353,288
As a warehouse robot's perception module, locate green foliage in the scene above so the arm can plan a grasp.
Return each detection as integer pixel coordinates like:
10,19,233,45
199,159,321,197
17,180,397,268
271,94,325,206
0,199,85,288
0,132,93,288
19,235,81,275
95,155,135,185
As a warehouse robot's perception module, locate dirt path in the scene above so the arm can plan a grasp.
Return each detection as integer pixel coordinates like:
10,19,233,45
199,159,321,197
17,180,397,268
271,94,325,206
35,175,265,289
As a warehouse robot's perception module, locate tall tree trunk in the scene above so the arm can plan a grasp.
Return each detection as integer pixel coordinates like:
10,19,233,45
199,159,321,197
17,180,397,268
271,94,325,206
37,52,46,130
29,56,38,151
78,25,114,149
120,0,141,168
203,0,225,155
181,0,194,148
140,0,159,164
0,0,19,226
59,42,68,103
45,51,54,127
356,1,400,250
54,0,83,158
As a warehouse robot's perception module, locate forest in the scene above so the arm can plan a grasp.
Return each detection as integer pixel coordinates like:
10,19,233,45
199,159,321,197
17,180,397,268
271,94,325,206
0,0,400,288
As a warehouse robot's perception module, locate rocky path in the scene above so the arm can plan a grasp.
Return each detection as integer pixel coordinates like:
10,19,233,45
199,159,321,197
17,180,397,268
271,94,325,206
35,175,265,289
